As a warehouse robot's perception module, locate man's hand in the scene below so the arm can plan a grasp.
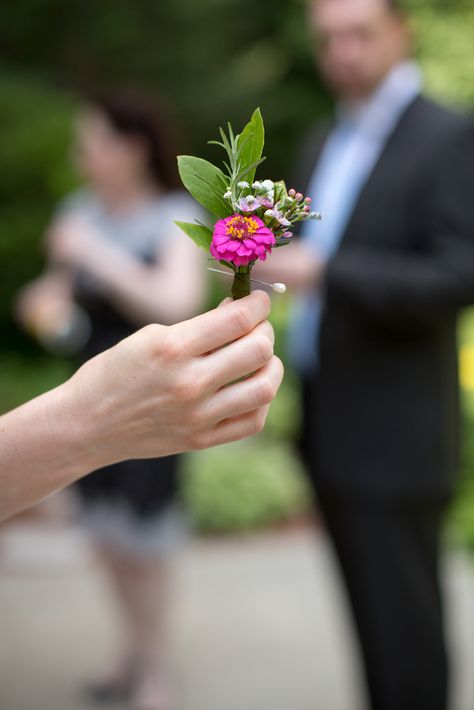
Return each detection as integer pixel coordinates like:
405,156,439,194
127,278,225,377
253,241,325,292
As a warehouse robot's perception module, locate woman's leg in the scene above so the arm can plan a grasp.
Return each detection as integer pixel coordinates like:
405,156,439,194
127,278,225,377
97,543,172,709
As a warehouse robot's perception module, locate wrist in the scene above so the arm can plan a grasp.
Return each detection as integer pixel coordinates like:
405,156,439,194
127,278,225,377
52,374,111,480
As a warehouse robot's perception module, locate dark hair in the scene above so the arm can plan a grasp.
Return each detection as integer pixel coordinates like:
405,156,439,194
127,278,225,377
87,89,181,191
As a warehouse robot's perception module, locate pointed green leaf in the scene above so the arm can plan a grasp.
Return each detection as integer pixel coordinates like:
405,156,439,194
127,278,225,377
220,259,236,272
177,156,230,218
237,108,265,184
273,180,288,203
235,157,266,182
174,221,213,252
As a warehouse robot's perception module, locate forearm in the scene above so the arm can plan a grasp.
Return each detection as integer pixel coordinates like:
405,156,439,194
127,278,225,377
327,244,474,326
0,383,99,521
81,242,201,324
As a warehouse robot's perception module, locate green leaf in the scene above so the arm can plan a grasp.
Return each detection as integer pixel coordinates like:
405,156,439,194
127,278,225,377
237,108,265,184
274,179,288,203
177,156,230,218
220,259,236,272
235,157,266,182
174,221,213,252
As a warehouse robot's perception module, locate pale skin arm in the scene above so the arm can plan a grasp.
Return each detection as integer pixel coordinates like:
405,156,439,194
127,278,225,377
46,214,206,324
16,213,206,334
0,292,283,522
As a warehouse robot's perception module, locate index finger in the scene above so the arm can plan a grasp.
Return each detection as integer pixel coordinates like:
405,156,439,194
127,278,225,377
176,290,271,356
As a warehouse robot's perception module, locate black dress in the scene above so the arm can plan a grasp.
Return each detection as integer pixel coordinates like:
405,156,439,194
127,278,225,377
59,189,198,556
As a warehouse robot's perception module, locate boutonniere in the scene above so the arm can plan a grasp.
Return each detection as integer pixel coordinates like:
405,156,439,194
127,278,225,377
175,109,321,299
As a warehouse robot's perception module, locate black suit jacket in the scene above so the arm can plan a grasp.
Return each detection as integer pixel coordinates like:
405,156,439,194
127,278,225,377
298,95,474,498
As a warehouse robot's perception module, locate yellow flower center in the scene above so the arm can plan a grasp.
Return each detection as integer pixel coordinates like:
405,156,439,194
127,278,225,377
226,215,258,240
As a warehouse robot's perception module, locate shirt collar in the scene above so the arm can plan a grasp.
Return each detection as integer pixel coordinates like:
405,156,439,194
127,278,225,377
337,61,423,139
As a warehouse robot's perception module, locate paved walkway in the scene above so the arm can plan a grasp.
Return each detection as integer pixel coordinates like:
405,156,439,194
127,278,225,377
1,521,474,710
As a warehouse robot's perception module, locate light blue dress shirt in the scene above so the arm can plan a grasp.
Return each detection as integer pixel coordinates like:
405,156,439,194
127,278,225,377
288,62,423,373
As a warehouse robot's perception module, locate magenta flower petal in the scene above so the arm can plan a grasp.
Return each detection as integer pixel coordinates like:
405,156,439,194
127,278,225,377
214,234,229,243
237,246,253,257
226,240,240,253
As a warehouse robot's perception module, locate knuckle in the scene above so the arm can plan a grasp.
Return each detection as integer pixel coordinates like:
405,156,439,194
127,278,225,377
186,405,205,429
142,323,163,341
253,289,271,315
254,334,274,362
187,429,209,451
233,303,255,334
172,376,201,403
140,323,163,352
251,408,267,435
255,378,275,406
158,331,184,361
260,319,275,344
274,355,285,382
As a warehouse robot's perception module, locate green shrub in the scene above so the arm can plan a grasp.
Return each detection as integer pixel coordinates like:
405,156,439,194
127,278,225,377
182,440,310,533
0,75,77,339
0,355,72,414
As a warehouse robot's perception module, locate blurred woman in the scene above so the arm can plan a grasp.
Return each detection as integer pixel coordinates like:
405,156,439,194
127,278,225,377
17,90,205,709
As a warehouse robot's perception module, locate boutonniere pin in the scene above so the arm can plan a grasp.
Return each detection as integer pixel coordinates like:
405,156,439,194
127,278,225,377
175,109,321,299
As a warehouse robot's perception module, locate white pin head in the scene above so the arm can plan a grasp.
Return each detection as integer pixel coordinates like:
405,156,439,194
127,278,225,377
207,267,287,295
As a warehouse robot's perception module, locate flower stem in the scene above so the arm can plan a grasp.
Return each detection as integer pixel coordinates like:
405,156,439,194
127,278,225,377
231,269,251,300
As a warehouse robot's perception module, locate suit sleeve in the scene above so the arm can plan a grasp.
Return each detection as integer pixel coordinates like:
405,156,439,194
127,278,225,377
326,120,474,328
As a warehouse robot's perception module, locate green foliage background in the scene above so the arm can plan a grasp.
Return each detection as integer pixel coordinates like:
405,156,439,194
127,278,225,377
1,0,474,534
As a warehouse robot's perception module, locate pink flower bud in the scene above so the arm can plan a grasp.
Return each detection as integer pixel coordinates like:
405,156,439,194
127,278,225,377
304,205,311,213
288,188,296,197
295,192,303,202
305,197,312,204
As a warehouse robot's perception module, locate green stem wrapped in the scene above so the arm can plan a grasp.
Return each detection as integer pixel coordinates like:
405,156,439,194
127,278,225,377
231,269,251,300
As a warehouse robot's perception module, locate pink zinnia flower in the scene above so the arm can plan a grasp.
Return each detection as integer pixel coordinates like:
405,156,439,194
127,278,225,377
210,214,276,267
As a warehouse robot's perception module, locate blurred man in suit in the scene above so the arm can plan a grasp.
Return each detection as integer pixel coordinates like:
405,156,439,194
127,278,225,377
257,0,474,708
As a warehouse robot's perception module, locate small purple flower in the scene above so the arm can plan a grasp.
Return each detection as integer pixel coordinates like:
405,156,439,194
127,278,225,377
258,195,274,209
265,208,291,227
239,195,260,212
